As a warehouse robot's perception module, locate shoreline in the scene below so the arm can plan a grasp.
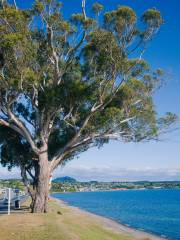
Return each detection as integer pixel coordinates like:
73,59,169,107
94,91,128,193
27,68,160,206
52,196,166,240
51,187,180,194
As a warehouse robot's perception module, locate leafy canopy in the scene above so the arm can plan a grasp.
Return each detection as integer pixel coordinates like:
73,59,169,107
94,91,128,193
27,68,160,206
0,0,176,174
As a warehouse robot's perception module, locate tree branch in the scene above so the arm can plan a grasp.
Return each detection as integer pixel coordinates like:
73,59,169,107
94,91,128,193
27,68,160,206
13,0,18,9
50,130,130,171
5,105,40,155
26,167,35,181
82,0,87,20
20,165,35,202
61,0,87,76
47,26,61,85
50,114,135,171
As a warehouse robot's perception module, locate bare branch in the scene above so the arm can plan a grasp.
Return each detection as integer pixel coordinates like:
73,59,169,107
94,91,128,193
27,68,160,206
6,106,40,155
47,26,61,84
13,0,18,9
0,116,39,156
82,0,87,20
26,168,35,181
61,0,87,76
50,114,136,171
50,130,131,171
20,165,35,201
63,31,86,75
50,113,92,169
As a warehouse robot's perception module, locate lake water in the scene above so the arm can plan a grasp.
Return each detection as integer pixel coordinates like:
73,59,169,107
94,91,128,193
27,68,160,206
52,189,180,240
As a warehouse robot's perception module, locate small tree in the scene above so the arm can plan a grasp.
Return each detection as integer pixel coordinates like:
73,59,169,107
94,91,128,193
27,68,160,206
0,0,176,213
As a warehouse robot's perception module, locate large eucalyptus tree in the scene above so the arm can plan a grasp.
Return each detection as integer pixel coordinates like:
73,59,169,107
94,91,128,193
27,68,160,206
0,0,176,212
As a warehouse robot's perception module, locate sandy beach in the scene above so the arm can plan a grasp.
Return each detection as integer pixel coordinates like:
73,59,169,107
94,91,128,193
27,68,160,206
52,197,165,240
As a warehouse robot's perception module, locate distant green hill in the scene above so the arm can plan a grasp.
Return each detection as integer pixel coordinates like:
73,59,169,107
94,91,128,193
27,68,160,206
53,176,77,183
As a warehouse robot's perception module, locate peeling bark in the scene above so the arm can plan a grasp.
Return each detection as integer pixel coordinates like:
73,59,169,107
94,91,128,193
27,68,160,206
32,151,50,213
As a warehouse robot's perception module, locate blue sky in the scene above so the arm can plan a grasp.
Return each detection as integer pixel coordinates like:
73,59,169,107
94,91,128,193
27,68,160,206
1,0,180,181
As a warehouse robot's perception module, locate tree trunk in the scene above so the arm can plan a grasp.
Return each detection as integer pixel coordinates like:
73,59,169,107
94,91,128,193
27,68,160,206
32,151,50,213
20,165,36,212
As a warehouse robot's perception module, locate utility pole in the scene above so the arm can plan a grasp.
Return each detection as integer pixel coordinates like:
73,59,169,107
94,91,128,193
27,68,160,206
8,188,11,215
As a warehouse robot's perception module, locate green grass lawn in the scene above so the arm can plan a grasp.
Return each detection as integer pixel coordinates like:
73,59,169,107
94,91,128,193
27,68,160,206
0,199,147,240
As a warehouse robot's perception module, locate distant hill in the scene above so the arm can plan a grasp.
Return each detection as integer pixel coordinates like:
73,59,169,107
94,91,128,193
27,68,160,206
53,176,77,183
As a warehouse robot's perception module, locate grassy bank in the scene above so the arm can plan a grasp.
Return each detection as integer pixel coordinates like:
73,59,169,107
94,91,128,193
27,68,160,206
0,199,155,240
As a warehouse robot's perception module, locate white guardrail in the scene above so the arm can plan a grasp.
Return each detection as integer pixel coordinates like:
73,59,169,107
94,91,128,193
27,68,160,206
0,188,26,215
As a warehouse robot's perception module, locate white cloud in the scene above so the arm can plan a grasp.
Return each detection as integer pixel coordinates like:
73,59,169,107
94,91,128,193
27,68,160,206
1,165,180,182
0,167,20,179
53,165,180,182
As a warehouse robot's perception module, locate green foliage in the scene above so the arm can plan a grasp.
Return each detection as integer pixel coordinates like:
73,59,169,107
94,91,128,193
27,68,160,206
71,14,96,30
116,6,137,23
142,8,163,28
33,0,44,13
92,2,104,15
0,179,25,191
0,126,35,170
104,6,137,31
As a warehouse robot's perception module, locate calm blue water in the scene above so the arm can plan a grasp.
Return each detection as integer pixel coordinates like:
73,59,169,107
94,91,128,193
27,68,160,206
52,189,180,240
